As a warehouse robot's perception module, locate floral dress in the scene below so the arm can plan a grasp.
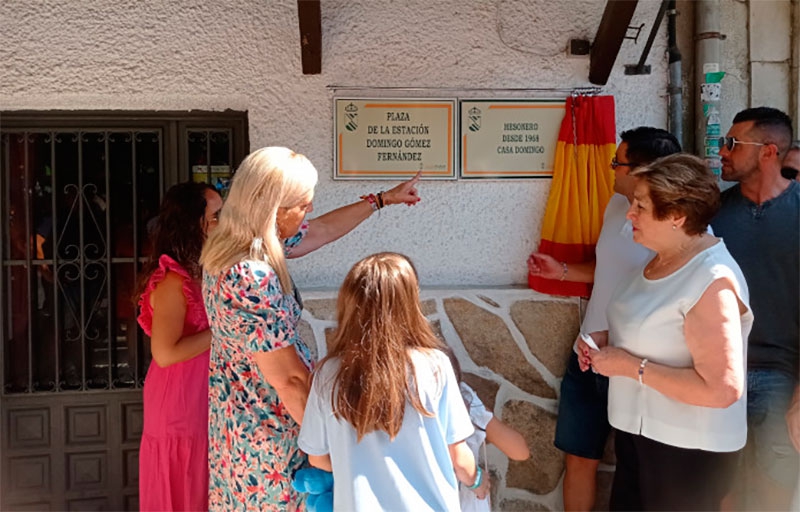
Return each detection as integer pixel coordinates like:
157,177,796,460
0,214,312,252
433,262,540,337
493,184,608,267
203,223,313,512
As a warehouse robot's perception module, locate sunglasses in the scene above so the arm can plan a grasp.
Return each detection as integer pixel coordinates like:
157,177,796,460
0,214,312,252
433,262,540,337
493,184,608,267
611,157,641,170
718,136,767,151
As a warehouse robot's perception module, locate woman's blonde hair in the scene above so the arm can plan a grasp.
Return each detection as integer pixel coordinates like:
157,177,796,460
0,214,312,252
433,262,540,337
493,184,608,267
317,252,444,441
200,147,318,293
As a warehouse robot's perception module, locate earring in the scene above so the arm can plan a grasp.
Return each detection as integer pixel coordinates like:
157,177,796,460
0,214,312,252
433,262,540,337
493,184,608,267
672,225,677,230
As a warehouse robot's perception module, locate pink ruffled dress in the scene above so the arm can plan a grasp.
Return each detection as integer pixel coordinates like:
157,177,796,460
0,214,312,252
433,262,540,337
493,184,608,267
138,254,210,511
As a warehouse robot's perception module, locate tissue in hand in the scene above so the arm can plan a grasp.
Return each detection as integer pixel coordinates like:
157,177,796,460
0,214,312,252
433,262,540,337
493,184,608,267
579,333,600,351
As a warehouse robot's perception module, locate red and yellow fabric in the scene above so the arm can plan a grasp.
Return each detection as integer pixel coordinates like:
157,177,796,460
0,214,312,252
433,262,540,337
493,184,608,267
529,94,617,297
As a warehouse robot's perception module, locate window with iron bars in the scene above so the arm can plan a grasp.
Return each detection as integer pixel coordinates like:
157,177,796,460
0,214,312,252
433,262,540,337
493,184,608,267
1,111,248,394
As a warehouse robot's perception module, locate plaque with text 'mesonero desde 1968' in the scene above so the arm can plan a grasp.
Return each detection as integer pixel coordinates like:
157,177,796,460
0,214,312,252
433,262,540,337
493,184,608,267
334,98,456,180
460,99,565,179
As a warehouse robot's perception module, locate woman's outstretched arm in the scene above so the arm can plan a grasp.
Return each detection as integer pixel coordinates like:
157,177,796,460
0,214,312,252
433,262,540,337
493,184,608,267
289,172,421,258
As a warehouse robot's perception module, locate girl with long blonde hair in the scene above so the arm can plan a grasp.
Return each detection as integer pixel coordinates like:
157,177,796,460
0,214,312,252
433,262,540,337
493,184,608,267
201,148,422,511
299,253,489,511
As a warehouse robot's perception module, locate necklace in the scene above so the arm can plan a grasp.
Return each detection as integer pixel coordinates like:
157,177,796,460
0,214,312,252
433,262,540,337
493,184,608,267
644,235,707,278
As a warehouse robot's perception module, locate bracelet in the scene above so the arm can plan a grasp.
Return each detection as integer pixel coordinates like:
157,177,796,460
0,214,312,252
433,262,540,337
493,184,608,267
559,261,568,281
467,466,483,490
638,358,648,385
377,191,385,208
360,193,379,211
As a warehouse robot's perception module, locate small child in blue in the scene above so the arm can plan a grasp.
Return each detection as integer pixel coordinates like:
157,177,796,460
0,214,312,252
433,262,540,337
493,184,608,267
298,253,489,511
444,348,531,512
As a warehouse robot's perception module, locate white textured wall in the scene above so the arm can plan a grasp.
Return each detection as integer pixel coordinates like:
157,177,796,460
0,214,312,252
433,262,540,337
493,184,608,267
719,0,752,128
1,0,670,288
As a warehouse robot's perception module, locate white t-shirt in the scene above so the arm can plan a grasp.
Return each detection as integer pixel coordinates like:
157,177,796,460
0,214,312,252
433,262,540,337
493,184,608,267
606,241,752,452
299,349,474,512
581,193,653,333
457,383,492,512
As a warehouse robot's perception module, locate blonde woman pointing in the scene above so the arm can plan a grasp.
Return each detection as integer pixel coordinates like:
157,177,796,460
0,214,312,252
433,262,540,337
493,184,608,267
200,147,421,511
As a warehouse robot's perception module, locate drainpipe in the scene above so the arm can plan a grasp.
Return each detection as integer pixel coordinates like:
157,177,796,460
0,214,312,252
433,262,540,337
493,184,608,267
695,0,723,174
792,0,800,134
667,0,682,145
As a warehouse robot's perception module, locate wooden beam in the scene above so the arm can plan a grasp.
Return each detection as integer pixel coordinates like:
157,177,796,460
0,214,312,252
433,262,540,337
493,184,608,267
589,0,639,85
297,0,322,74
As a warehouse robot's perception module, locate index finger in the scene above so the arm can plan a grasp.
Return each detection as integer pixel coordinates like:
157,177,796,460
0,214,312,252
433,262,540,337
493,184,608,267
408,170,422,185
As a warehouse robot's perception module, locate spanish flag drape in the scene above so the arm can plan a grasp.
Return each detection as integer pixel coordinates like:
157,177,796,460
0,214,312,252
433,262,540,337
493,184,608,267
528,94,617,297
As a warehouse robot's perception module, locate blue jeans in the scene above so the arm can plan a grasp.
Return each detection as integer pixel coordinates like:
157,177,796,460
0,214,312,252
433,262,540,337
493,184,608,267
746,369,800,490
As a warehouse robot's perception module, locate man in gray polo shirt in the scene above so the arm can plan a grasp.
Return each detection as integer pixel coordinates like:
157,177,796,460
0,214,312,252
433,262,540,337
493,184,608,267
711,107,799,510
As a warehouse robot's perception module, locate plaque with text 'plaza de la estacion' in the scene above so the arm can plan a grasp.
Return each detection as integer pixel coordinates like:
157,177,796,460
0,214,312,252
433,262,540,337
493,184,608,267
334,98,456,180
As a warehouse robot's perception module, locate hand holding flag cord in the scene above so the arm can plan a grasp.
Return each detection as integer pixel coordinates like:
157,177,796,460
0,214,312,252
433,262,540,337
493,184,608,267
528,94,617,297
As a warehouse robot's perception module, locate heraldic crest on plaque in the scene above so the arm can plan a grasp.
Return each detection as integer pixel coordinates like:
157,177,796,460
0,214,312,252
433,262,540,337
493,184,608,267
344,102,358,132
468,106,482,132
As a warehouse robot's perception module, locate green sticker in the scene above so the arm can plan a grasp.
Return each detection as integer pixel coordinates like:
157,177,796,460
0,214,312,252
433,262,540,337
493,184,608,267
705,71,726,84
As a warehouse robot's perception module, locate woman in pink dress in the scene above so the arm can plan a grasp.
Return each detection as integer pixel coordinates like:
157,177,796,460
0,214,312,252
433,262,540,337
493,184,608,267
137,182,223,511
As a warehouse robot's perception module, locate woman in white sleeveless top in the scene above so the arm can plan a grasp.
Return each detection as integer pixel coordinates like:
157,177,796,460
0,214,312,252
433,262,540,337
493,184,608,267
576,154,753,511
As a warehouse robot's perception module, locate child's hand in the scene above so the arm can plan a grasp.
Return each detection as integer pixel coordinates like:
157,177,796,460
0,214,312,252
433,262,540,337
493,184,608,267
473,471,490,500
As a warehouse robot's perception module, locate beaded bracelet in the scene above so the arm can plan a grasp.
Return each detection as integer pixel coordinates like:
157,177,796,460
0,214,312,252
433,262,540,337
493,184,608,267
638,358,649,385
467,466,483,490
360,193,379,211
559,261,568,281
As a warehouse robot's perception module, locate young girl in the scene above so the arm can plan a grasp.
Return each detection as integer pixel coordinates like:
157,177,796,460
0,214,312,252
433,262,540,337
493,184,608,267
298,252,489,511
444,348,531,512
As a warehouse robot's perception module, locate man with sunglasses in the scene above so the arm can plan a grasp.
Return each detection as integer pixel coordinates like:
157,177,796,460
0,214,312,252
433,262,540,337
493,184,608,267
528,127,680,511
711,107,799,510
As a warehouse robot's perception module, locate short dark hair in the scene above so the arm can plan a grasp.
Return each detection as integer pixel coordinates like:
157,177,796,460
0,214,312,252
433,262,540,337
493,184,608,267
781,143,800,179
782,167,799,180
630,154,720,236
620,127,682,165
732,107,793,154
